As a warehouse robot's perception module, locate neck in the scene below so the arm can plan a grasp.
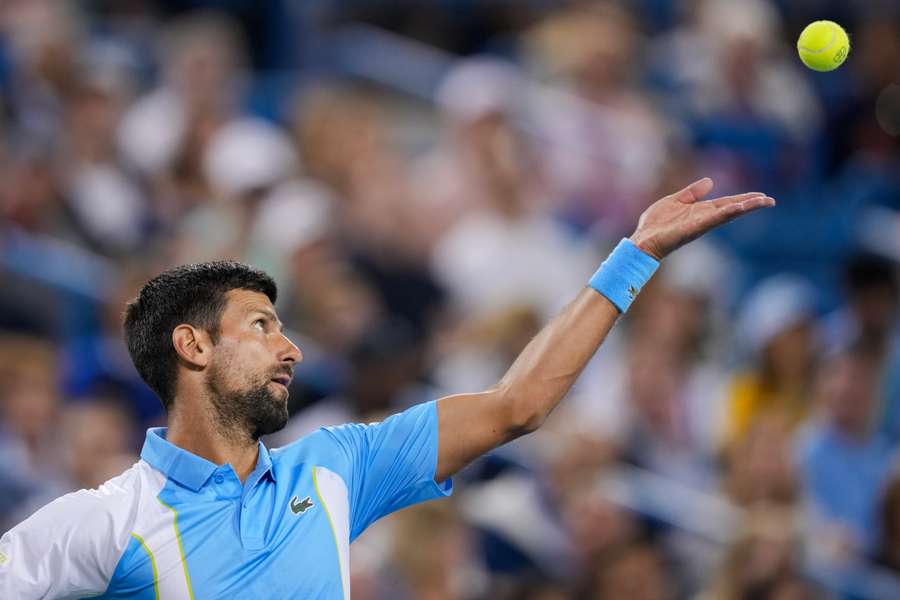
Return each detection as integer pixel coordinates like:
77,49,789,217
166,397,259,483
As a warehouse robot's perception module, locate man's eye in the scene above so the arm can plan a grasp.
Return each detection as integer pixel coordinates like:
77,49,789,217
253,320,266,331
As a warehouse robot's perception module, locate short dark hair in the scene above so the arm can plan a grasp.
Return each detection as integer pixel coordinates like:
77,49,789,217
844,253,898,295
123,261,277,410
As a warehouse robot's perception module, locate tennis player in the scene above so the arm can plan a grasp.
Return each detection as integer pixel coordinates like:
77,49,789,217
0,178,773,598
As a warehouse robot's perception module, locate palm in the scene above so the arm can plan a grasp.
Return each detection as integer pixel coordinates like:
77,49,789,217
630,178,775,260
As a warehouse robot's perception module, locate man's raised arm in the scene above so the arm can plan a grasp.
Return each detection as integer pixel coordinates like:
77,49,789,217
435,178,775,481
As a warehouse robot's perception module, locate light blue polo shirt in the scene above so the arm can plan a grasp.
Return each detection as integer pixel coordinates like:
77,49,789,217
0,400,451,599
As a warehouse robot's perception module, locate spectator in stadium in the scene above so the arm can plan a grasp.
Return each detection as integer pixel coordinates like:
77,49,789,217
0,3,82,247
59,398,138,491
0,147,64,239
1,0,82,151
822,253,900,446
558,479,641,587
823,253,900,360
587,537,675,600
118,11,263,259
290,85,386,201
426,59,597,390
619,242,735,484
620,333,715,487
60,55,146,258
0,335,67,529
525,2,668,236
118,11,247,180
171,115,298,264
11,396,140,526
293,84,426,260
60,265,165,427
796,347,898,554
293,83,447,351
427,95,595,325
700,506,808,600
0,335,64,481
413,58,536,242
390,501,483,600
724,415,798,508
725,275,820,447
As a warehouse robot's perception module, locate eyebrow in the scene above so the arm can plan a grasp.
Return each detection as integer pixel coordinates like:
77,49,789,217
248,308,284,332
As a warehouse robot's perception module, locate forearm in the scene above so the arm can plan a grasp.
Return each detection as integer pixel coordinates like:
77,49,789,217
495,287,620,434
435,240,657,480
496,237,662,432
435,288,620,480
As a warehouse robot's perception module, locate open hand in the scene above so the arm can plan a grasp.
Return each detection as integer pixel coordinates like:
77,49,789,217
629,178,776,260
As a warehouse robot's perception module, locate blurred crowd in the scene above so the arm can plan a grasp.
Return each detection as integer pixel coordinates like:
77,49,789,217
1,0,900,598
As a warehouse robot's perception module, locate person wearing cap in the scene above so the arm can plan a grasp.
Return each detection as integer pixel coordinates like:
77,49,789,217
724,275,821,447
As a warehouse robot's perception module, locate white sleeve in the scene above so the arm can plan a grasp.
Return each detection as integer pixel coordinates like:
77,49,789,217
0,484,133,599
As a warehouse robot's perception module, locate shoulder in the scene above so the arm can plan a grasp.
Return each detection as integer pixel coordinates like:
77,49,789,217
271,426,355,472
271,402,439,465
0,461,164,597
8,460,159,543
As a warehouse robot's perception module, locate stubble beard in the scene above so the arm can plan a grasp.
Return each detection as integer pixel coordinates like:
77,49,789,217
205,353,290,443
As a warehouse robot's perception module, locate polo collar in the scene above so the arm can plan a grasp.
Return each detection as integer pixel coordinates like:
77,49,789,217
141,427,276,492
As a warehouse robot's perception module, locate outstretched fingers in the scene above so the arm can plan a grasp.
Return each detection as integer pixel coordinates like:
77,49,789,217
707,194,776,226
709,192,768,209
674,177,715,204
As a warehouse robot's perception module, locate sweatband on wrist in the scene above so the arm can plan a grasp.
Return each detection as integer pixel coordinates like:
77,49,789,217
588,238,659,313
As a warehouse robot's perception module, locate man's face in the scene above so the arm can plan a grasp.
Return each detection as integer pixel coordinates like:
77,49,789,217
820,355,876,435
204,289,301,440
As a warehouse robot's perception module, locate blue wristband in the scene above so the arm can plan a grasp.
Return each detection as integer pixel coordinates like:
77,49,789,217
588,239,659,313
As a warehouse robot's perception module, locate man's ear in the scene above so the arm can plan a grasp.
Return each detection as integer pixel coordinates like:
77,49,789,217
172,324,213,368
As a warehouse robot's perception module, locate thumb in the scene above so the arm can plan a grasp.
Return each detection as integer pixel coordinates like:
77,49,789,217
674,177,714,204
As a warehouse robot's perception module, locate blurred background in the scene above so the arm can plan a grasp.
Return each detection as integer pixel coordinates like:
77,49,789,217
1,0,900,598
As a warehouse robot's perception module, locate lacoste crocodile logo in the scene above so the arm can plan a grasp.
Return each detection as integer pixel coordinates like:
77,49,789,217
290,495,314,515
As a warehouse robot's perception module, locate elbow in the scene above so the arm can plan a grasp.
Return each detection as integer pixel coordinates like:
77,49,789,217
497,384,547,438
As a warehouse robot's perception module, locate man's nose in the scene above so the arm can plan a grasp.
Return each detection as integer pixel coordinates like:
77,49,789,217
280,333,302,364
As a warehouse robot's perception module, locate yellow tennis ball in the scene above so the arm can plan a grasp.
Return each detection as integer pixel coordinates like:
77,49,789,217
797,21,850,72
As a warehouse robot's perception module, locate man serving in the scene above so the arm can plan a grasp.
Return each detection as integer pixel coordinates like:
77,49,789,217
0,178,773,598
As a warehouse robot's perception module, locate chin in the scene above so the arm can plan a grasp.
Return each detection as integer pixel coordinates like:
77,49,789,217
253,409,289,439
